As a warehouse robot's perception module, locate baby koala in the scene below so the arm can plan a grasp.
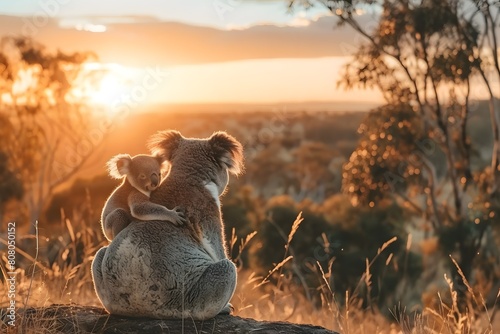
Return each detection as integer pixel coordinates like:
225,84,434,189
101,153,186,241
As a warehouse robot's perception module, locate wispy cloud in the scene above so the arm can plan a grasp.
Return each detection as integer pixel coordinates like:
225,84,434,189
0,14,362,66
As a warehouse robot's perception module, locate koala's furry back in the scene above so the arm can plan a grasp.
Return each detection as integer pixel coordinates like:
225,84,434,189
149,174,224,254
95,220,215,312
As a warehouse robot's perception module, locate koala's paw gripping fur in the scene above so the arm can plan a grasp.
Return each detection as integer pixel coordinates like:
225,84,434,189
171,206,187,226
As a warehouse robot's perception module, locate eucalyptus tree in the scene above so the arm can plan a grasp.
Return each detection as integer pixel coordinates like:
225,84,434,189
0,37,102,227
290,0,500,302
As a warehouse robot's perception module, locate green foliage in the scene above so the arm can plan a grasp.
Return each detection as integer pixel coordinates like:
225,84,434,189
322,196,421,308
248,193,421,309
250,202,305,272
222,187,257,264
0,151,23,211
343,103,429,204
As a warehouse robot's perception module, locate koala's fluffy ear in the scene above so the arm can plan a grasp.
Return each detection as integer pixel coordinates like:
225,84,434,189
147,130,184,162
209,131,244,175
107,154,132,179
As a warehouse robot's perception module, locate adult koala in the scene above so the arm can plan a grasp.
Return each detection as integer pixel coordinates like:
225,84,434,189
91,130,243,320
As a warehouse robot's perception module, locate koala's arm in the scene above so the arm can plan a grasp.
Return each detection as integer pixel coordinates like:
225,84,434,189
128,191,186,225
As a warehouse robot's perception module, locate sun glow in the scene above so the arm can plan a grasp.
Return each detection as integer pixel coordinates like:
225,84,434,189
90,72,128,106
78,62,142,111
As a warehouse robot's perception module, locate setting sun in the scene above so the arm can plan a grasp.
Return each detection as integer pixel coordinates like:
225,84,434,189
89,72,127,106
78,62,141,110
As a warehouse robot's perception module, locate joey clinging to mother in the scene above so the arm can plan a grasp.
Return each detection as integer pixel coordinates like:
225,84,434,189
101,153,186,241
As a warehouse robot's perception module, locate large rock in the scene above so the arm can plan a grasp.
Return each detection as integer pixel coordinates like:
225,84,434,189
17,304,339,334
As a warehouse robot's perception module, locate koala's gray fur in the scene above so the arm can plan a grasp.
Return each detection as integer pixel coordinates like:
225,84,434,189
101,153,185,241
92,131,243,320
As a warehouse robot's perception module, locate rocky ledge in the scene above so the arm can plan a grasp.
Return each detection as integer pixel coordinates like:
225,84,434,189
12,304,340,333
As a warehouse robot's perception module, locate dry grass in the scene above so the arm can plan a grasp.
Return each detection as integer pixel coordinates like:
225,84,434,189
0,213,499,333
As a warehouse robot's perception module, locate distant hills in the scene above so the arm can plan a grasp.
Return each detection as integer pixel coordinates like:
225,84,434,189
58,103,370,190
133,101,379,114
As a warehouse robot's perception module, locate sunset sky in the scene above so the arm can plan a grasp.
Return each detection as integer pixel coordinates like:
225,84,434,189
0,0,383,107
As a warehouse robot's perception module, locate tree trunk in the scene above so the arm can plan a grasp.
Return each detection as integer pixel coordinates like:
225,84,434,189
17,304,339,334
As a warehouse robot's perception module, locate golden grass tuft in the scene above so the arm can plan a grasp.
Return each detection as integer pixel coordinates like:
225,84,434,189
0,213,498,333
